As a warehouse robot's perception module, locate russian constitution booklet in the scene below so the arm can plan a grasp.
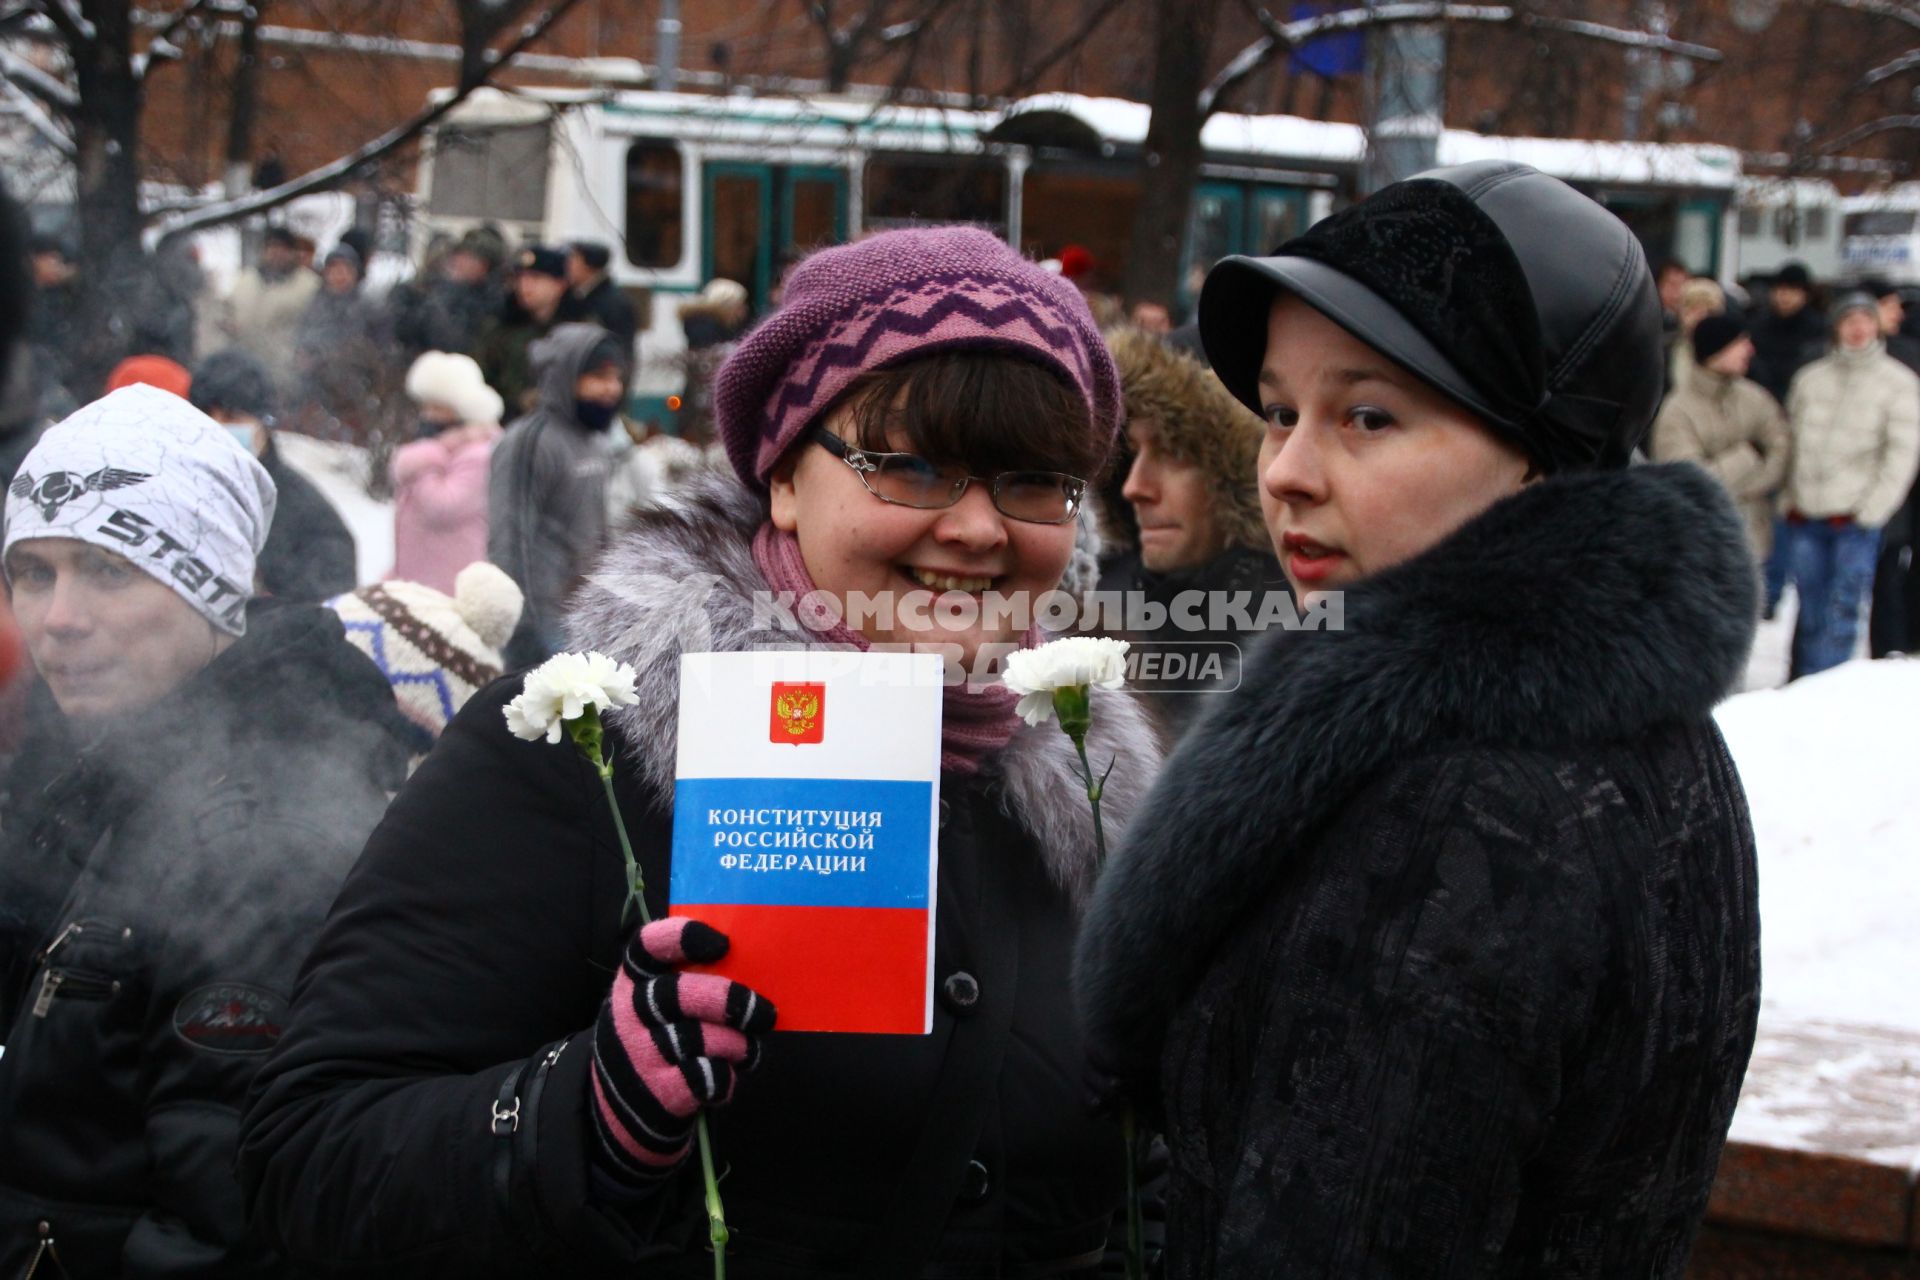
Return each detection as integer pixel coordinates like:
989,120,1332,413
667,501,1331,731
670,650,944,1034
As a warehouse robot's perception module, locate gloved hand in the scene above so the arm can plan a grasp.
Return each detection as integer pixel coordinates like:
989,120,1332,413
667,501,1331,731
589,917,777,1182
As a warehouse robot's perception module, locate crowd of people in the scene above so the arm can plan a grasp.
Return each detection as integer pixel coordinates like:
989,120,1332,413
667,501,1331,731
0,159,1911,1278
1647,258,1920,675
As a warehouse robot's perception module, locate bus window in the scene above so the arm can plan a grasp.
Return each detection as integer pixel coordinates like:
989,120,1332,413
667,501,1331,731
1845,210,1918,238
429,124,550,224
1252,190,1305,255
1184,187,1242,297
865,155,1007,232
626,142,685,269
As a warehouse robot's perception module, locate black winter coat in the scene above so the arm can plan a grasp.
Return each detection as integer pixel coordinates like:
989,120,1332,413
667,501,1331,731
258,434,357,604
1749,305,1829,404
0,603,409,1277
240,476,1163,1278
1075,464,1764,1279
561,277,638,351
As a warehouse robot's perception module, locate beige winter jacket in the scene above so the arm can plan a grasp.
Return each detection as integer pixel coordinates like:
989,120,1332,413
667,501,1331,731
219,266,320,378
1650,365,1791,557
1784,341,1920,529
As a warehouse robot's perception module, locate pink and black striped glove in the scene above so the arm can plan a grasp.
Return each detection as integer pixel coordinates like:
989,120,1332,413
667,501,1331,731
589,918,777,1182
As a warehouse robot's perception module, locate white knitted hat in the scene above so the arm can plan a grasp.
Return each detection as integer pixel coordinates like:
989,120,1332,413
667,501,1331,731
405,351,504,427
4,384,277,635
330,561,524,756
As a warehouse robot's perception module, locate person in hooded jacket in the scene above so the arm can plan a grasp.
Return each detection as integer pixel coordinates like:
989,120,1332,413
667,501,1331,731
238,226,1161,1279
486,322,622,668
1096,326,1286,745
0,384,410,1277
1075,162,1762,1280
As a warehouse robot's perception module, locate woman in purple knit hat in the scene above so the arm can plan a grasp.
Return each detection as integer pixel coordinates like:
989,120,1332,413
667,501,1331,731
239,227,1165,1278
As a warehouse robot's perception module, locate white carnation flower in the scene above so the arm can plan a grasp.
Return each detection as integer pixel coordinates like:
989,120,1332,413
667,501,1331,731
503,650,641,743
1001,636,1130,727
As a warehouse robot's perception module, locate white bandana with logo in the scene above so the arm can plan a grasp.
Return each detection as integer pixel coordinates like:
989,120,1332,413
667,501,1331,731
4,384,278,635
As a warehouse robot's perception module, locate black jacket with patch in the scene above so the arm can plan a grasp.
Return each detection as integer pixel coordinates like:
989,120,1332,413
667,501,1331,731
1075,464,1763,1279
239,476,1164,1278
0,603,408,1277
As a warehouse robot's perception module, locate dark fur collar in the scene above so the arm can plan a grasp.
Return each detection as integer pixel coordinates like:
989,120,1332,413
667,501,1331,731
1073,462,1759,1081
565,472,1162,904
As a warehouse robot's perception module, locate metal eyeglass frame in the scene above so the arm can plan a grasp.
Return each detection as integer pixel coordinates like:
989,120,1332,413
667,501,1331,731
805,427,1087,525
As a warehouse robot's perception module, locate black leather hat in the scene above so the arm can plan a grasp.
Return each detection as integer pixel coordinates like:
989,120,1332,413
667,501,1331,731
1198,160,1664,471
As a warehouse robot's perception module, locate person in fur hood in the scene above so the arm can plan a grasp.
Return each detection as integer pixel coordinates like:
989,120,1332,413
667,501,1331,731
239,226,1163,1278
1097,326,1286,744
1076,162,1762,1279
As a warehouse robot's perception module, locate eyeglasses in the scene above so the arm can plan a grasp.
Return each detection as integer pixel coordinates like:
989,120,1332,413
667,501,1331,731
807,427,1087,525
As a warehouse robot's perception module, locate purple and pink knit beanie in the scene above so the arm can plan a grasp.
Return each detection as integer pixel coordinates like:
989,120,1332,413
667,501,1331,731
713,226,1124,487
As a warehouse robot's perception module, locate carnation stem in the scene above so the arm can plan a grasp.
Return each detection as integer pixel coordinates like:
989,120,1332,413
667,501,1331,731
1071,736,1107,861
596,764,729,1279
1071,732,1140,1280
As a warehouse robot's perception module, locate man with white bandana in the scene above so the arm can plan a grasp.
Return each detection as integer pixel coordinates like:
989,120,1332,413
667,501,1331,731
0,384,412,1276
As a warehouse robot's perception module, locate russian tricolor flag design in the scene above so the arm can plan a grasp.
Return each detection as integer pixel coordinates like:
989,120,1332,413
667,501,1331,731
670,653,943,1035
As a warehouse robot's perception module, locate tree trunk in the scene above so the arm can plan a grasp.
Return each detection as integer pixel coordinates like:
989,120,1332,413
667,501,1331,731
69,0,147,395
223,1,263,197
1121,0,1221,309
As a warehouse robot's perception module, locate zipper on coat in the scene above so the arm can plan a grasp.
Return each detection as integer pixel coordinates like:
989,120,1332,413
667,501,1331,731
33,919,132,968
21,1217,69,1280
31,969,119,1017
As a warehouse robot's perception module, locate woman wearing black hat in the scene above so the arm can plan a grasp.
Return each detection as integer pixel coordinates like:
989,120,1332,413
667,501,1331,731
1075,161,1762,1278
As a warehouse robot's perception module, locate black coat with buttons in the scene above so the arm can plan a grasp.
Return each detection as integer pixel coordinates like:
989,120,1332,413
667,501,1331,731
0,602,409,1278
239,478,1164,1279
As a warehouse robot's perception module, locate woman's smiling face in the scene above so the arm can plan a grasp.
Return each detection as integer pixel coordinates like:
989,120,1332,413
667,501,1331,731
1256,294,1535,596
768,401,1079,673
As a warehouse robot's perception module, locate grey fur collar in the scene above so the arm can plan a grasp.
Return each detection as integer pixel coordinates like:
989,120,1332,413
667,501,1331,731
1073,462,1760,1084
566,472,1162,904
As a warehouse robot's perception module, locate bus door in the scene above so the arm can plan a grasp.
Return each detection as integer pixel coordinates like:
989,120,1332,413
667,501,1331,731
702,163,848,313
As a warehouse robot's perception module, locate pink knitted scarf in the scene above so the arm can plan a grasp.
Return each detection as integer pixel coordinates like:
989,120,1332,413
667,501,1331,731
751,523,1022,777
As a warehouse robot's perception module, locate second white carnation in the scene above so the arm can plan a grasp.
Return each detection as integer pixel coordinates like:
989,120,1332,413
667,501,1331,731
504,650,641,743
1001,636,1130,726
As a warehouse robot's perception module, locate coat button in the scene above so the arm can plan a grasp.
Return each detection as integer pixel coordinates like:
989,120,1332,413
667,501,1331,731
941,970,979,1015
959,1158,991,1203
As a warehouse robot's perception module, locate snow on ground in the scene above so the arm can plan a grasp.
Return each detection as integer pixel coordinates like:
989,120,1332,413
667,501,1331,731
270,433,394,589
1715,657,1920,1035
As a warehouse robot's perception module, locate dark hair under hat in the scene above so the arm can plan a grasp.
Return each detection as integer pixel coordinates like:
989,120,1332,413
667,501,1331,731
263,225,300,249
516,246,568,279
1692,314,1748,366
571,240,612,272
1199,160,1663,472
1771,261,1812,291
189,349,278,421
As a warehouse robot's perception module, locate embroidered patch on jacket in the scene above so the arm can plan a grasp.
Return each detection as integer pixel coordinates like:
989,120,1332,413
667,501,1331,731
172,983,289,1054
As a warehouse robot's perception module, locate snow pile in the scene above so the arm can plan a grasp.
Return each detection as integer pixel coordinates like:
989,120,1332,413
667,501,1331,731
1714,658,1920,1033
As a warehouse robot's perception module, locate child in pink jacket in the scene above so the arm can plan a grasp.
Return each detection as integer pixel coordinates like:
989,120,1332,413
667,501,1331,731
391,351,502,593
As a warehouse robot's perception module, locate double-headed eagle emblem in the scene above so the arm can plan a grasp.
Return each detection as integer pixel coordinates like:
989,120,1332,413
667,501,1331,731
775,687,821,737
10,468,152,522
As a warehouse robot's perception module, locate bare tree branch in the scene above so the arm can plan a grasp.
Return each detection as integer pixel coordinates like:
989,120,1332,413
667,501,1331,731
148,0,591,239
1823,0,1920,35
1203,3,1721,118
0,42,77,108
1865,47,1920,83
1818,112,1920,151
33,0,93,49
0,67,74,149
135,0,216,79
993,0,1132,98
